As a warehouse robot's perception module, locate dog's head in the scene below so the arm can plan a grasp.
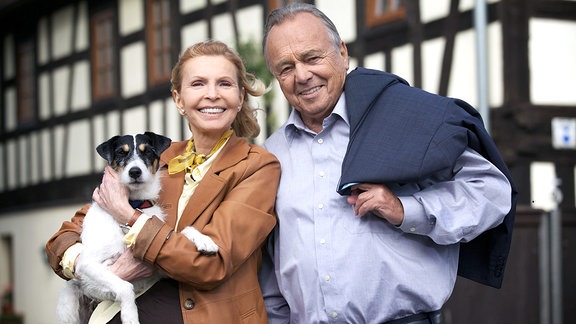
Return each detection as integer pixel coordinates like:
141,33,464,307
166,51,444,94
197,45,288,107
96,132,171,197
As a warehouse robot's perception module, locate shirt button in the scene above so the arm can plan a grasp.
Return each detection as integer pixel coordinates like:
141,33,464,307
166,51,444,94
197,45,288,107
410,227,416,232
184,298,195,310
318,203,324,209
319,171,325,177
324,275,331,281
317,138,324,144
331,312,338,318
319,238,326,244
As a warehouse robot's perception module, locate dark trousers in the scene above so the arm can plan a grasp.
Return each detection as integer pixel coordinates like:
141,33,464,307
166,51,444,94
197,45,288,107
107,279,183,324
384,310,442,324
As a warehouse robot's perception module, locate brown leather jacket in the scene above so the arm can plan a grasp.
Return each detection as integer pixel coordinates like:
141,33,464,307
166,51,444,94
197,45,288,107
45,135,280,323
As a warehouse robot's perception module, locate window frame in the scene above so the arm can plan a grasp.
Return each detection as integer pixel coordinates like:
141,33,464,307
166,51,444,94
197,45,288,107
365,0,407,27
146,0,172,87
90,9,117,100
16,39,36,127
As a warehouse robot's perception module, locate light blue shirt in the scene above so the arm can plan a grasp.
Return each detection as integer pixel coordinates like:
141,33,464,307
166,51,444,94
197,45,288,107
259,93,512,323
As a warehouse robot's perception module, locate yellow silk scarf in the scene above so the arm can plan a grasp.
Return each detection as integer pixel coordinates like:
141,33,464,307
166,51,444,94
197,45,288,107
168,129,233,174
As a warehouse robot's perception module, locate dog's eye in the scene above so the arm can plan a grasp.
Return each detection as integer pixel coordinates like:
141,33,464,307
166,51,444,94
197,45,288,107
115,146,129,156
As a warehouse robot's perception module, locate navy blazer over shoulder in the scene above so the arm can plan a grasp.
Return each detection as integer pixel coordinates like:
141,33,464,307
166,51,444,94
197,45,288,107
338,67,518,288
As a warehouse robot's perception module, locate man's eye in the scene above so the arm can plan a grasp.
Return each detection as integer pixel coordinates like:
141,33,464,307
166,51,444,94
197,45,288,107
279,67,292,76
308,56,321,63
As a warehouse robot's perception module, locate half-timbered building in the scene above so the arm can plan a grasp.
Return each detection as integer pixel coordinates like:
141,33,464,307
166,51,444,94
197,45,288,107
0,1,574,323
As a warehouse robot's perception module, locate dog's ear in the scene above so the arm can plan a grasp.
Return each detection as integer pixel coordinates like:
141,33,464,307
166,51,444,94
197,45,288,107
144,132,172,156
96,136,120,164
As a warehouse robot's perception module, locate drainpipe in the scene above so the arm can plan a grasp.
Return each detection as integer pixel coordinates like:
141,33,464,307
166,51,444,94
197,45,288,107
474,0,490,133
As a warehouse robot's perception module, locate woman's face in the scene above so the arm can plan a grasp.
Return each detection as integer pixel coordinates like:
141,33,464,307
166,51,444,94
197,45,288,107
173,55,244,139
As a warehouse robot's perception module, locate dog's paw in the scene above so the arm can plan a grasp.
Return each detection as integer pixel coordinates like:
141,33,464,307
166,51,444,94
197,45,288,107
181,226,219,255
194,234,219,254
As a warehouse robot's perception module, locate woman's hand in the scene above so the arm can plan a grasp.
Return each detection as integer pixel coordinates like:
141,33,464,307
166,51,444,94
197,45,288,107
109,248,156,281
346,183,404,226
92,166,134,225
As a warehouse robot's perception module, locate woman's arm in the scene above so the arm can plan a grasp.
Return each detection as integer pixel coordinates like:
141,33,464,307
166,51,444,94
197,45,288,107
133,148,281,289
45,204,88,280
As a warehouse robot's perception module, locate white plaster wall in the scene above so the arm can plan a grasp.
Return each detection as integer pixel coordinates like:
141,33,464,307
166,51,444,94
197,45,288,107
149,99,169,137
237,5,264,44
38,73,51,120
40,129,53,183
120,42,147,98
3,34,14,78
316,0,356,43
75,1,89,52
180,0,207,14
37,18,50,65
212,13,235,46
4,87,15,131
51,6,75,60
181,21,209,49
0,205,81,324
71,61,91,111
119,0,144,35
123,106,148,135
53,66,72,116
530,19,576,105
5,140,16,190
29,132,41,185
66,119,92,177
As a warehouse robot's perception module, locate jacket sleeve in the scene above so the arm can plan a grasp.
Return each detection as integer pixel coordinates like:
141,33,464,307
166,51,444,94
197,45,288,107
45,204,89,280
133,149,281,290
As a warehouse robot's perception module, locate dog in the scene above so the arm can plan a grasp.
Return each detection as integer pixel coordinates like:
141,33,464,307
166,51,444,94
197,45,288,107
57,132,219,324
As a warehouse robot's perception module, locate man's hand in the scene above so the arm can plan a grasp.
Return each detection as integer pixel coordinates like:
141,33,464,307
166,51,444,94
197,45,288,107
346,183,404,226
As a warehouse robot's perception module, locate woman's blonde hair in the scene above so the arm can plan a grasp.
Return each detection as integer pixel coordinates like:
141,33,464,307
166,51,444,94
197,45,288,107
170,40,267,138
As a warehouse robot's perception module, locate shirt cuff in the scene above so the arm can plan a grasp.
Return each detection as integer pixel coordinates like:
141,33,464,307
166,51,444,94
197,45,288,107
122,213,151,247
60,242,84,279
397,196,434,235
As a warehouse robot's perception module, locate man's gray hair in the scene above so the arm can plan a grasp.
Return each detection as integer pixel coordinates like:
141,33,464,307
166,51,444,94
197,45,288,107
262,3,342,67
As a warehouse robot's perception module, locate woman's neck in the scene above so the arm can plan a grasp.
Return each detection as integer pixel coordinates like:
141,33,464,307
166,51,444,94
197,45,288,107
192,130,232,155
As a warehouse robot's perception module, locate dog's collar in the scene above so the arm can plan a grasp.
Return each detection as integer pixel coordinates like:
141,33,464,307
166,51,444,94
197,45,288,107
129,200,155,209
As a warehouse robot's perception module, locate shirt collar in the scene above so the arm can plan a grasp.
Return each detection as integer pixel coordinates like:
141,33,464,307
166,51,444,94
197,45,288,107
283,92,349,140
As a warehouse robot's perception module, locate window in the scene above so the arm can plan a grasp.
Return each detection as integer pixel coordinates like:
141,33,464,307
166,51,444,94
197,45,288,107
366,0,406,27
268,0,297,11
147,0,172,86
17,40,36,126
91,10,117,100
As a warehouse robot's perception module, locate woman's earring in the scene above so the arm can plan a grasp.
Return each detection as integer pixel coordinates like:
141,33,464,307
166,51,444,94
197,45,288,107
178,107,186,116
237,105,242,112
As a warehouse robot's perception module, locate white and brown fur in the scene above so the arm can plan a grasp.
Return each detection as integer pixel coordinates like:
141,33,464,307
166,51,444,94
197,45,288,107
57,132,218,324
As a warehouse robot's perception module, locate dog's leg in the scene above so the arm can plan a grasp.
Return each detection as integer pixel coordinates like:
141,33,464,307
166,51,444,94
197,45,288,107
57,282,82,324
77,261,140,324
180,226,219,254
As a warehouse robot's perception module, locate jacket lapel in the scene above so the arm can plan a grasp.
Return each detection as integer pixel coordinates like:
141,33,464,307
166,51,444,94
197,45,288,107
161,135,248,232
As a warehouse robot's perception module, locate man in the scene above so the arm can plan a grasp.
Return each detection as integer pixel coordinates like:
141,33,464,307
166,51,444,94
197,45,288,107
258,3,517,324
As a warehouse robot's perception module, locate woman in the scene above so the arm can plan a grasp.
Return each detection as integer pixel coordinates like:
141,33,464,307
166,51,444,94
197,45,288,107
45,40,280,323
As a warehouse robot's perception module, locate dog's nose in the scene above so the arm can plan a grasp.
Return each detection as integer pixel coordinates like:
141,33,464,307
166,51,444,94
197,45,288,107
129,167,142,179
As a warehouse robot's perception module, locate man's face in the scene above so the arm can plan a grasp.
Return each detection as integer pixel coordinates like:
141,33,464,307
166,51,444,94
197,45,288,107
265,12,349,131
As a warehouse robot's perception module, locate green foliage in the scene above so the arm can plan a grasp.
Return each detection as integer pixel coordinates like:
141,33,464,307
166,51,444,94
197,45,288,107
236,39,278,134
